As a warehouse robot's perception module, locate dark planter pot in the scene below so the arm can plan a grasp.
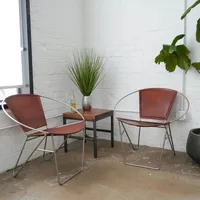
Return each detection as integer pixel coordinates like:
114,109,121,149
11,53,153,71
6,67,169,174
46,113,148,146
186,128,200,163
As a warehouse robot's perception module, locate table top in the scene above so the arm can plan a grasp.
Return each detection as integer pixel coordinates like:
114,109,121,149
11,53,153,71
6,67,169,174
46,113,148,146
63,108,113,121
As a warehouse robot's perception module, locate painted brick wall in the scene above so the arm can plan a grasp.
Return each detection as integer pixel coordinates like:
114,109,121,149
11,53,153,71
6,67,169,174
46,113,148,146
84,0,200,152
0,0,84,174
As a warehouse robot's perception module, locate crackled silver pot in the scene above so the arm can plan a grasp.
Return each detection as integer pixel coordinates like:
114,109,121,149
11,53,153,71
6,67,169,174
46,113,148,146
82,96,92,111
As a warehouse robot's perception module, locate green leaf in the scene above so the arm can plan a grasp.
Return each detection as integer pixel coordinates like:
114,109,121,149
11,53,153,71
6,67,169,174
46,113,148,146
177,56,191,71
163,45,170,53
181,0,200,19
176,45,190,55
171,34,185,46
192,62,200,70
155,50,168,64
165,54,177,72
175,45,191,71
169,45,177,54
196,18,200,42
175,51,191,71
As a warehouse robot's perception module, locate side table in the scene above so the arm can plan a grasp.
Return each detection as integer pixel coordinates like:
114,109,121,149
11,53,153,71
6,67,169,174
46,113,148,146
63,108,114,158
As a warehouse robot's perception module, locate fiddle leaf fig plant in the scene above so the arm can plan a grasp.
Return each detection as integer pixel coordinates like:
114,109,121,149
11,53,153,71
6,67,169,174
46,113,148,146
155,34,191,72
181,0,200,43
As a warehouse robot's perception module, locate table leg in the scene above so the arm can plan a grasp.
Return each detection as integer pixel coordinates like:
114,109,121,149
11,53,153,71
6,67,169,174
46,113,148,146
111,115,114,147
93,121,97,158
63,117,68,152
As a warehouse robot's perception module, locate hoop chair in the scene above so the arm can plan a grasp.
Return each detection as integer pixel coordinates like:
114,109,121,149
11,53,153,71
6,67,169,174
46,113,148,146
1,94,86,185
114,88,189,170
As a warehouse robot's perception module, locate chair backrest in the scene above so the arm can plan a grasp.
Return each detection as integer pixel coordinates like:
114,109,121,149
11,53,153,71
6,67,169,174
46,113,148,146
5,94,47,132
139,88,177,120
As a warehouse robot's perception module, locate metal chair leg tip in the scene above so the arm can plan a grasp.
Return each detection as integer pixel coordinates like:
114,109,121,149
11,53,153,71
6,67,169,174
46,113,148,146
13,174,17,178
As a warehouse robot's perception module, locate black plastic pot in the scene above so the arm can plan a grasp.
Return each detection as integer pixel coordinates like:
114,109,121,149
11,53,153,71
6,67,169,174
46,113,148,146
186,128,200,163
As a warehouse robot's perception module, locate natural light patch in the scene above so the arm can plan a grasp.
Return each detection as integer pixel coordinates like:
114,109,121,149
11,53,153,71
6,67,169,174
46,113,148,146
0,1,23,89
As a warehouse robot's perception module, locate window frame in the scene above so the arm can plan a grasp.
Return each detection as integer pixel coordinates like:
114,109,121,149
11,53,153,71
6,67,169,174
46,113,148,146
0,0,33,110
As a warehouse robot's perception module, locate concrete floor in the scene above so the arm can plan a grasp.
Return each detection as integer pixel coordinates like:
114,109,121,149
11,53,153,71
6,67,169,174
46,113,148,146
0,139,200,200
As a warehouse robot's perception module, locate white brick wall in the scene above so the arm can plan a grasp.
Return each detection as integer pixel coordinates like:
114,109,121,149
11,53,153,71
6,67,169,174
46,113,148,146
0,0,200,174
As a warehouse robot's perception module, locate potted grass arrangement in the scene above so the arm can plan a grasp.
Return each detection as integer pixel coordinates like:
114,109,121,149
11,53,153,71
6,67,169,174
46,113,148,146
68,50,104,111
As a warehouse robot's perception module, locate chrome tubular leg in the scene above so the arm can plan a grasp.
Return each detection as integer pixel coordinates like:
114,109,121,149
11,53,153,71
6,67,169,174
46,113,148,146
165,127,172,147
121,123,137,150
158,132,167,169
13,137,28,177
51,135,61,185
81,128,86,169
167,124,176,156
164,126,173,150
137,127,141,149
118,121,126,163
13,135,47,178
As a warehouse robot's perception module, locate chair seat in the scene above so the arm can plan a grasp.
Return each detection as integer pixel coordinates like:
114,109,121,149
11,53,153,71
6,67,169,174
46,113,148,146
117,117,168,127
28,121,85,137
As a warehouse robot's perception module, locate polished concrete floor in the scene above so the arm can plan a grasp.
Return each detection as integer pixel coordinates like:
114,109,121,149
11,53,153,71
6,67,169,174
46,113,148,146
0,139,200,200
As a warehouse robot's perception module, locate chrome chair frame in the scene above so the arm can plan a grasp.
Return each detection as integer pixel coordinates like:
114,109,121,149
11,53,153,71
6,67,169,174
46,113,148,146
114,89,190,170
2,95,86,185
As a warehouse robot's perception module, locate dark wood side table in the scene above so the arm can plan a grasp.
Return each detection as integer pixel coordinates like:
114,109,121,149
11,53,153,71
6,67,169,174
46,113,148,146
63,108,114,158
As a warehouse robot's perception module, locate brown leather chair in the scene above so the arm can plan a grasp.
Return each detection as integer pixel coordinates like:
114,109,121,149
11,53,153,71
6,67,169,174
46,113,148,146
114,88,189,170
1,94,86,185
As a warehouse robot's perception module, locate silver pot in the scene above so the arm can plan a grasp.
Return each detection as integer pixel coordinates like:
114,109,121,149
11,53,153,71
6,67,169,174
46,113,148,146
82,96,92,111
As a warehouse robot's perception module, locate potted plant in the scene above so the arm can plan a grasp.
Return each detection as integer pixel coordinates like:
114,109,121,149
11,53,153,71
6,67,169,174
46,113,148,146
68,50,104,111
